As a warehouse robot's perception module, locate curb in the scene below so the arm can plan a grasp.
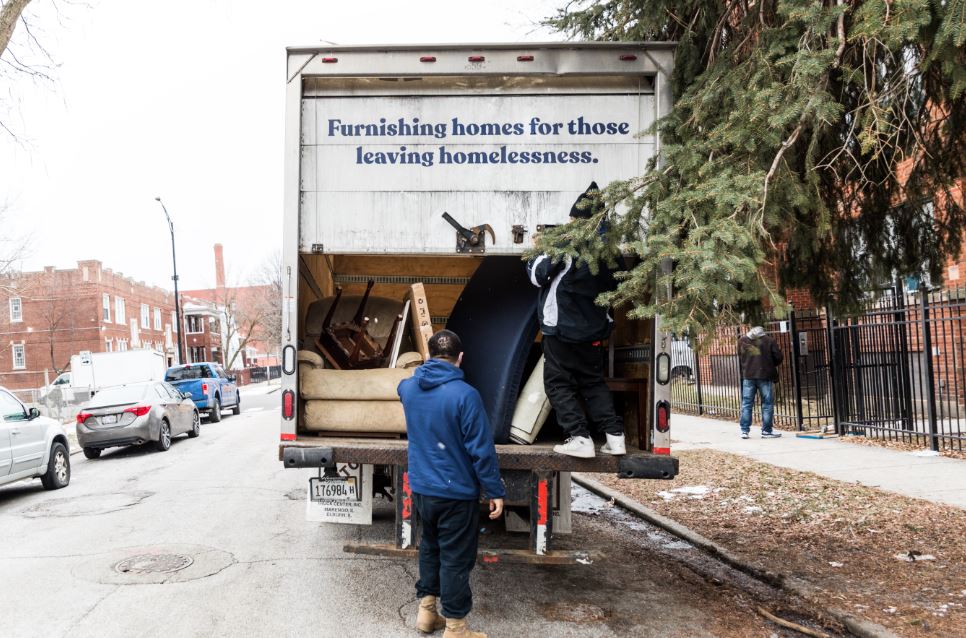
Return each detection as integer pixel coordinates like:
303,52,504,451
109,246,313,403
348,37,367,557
572,473,898,638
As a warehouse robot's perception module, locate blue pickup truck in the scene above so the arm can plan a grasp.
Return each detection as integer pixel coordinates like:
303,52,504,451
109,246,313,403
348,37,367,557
164,362,241,422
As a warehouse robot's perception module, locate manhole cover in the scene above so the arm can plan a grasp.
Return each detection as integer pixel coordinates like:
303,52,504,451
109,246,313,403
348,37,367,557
114,553,194,575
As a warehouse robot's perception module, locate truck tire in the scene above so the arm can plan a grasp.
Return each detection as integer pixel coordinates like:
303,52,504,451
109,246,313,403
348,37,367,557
232,394,241,415
40,442,70,490
209,398,222,423
83,447,102,459
155,419,172,452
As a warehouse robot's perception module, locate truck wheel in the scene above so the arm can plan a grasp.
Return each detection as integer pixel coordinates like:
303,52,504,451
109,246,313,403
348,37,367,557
232,394,241,415
41,442,71,490
155,419,172,452
209,399,222,423
187,411,201,438
83,447,102,459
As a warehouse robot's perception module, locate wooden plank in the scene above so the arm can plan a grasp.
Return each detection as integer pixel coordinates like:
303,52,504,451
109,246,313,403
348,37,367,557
407,283,434,361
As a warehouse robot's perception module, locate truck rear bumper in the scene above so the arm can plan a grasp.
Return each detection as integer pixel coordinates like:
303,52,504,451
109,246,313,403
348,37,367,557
279,437,678,479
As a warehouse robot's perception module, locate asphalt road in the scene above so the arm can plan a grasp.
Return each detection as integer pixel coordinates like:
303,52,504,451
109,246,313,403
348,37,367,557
0,384,821,638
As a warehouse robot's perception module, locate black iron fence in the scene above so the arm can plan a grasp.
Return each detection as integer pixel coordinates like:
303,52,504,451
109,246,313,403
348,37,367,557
249,365,281,384
670,287,966,453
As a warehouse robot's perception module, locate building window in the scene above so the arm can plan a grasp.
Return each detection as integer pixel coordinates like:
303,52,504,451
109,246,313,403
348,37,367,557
102,293,111,322
115,297,126,323
130,318,140,347
9,297,22,323
117,339,128,352
153,307,162,331
11,344,25,369
140,304,150,329
186,315,204,333
105,338,113,353
190,346,206,363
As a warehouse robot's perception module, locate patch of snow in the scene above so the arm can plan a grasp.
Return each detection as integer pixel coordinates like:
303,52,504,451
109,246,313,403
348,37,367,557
656,491,676,501
673,485,711,496
909,449,941,457
895,552,936,562
570,491,604,515
622,520,650,532
883,607,897,614
829,561,844,567
663,540,693,550
743,506,763,514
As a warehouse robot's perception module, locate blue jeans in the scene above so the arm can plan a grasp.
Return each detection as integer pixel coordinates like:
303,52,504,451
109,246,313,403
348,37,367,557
414,493,480,619
739,379,775,434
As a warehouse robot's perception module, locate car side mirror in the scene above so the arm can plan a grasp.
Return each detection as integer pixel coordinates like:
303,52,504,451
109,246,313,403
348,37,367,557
28,407,41,420
182,392,193,400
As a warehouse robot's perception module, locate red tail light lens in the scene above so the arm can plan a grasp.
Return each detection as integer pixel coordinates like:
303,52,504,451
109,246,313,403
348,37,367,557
420,56,436,63
321,57,338,63
468,55,485,62
124,406,152,417
202,383,208,394
517,55,534,62
76,412,92,424
619,54,637,61
656,400,670,432
282,389,295,420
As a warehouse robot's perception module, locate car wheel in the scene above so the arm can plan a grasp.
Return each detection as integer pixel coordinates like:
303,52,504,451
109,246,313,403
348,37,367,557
209,398,222,423
83,447,102,460
187,410,201,438
155,419,172,452
41,442,70,490
232,393,241,415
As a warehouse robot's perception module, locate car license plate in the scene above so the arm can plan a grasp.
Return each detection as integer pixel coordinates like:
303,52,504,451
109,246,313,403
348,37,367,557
309,476,358,501
100,414,118,425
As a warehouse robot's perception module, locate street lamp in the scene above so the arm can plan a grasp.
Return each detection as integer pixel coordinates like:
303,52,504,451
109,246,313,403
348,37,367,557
155,197,185,365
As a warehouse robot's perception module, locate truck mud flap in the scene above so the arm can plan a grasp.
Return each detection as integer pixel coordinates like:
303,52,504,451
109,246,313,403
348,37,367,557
617,455,678,480
282,447,335,468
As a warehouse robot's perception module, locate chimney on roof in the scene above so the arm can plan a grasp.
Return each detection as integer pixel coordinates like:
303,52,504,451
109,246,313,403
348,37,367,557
214,243,225,289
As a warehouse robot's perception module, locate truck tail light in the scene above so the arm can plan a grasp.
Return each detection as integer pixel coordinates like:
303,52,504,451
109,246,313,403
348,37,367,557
282,389,295,420
321,57,338,63
420,56,436,63
202,383,209,394
656,400,670,433
517,55,534,62
619,54,637,61
124,406,152,417
282,345,296,375
468,55,485,62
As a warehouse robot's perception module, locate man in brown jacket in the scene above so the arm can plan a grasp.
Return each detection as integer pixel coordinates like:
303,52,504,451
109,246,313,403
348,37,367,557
738,326,784,439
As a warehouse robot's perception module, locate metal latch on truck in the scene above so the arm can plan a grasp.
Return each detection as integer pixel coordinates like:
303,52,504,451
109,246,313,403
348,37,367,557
442,212,495,254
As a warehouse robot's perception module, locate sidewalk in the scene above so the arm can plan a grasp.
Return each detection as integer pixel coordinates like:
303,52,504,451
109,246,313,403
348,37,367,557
239,380,280,396
672,413,966,509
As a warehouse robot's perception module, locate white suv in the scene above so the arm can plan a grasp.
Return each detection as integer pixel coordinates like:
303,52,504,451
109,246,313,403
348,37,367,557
0,386,71,490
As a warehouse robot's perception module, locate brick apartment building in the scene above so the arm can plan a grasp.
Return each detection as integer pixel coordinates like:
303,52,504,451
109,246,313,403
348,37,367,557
181,295,229,366
0,260,176,391
182,244,279,368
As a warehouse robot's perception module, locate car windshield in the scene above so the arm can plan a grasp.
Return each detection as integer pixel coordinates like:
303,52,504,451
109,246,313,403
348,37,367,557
88,385,150,407
165,366,207,381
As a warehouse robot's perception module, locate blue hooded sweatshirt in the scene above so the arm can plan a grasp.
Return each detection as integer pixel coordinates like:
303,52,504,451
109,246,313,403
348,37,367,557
397,359,506,501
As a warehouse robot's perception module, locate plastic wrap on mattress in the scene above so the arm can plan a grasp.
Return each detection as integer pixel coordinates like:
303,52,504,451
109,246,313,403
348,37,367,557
303,400,407,433
446,256,538,444
300,367,413,401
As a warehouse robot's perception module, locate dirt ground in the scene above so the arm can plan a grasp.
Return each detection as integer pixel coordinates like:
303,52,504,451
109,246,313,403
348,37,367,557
596,450,966,637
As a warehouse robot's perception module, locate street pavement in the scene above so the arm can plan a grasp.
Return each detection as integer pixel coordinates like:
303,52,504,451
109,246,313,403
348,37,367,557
0,386,805,637
672,412,966,509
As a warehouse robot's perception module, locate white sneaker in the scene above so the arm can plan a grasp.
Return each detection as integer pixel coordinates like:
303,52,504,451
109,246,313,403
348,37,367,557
553,436,595,458
600,433,626,455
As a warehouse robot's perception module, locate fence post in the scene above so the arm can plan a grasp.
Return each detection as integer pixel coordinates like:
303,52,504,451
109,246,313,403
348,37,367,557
919,290,941,452
893,280,915,432
693,337,704,416
824,305,842,435
788,308,805,430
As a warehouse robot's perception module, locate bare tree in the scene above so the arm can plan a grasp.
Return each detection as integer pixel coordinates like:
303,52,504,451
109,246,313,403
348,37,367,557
36,269,72,374
251,250,283,361
0,206,30,291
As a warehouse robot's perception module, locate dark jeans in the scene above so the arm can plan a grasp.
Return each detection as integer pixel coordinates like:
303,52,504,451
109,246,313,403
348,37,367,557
414,493,480,619
739,379,775,433
543,335,623,439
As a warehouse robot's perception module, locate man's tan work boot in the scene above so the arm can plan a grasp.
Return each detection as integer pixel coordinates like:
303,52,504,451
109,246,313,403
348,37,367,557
443,617,486,638
416,596,446,633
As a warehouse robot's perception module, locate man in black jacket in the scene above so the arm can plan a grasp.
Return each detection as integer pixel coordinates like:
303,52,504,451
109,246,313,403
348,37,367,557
526,182,625,459
738,326,784,439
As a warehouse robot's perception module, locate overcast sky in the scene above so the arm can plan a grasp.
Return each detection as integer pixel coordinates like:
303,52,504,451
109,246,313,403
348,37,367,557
1,0,562,290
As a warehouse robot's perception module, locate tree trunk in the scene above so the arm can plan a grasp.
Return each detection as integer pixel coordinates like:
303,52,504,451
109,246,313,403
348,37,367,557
0,0,32,58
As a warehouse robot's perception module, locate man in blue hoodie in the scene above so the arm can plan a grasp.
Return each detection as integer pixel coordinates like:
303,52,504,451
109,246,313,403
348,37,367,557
397,329,505,638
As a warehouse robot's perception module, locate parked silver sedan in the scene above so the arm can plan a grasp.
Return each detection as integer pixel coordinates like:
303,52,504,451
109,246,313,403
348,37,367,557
76,382,200,459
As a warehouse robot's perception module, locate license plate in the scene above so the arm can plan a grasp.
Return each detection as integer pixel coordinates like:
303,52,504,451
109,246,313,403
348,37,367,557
100,414,118,425
309,476,358,501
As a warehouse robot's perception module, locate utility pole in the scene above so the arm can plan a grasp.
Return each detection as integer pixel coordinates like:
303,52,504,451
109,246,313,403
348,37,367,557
155,197,185,365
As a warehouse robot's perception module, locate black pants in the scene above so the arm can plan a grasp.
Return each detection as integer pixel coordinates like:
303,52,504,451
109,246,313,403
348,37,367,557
414,493,480,619
543,335,623,439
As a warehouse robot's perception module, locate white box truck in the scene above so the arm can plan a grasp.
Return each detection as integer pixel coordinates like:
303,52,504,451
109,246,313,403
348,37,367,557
279,43,678,561
48,350,168,404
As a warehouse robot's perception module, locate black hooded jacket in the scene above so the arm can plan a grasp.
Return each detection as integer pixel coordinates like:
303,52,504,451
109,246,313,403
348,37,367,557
526,254,616,343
